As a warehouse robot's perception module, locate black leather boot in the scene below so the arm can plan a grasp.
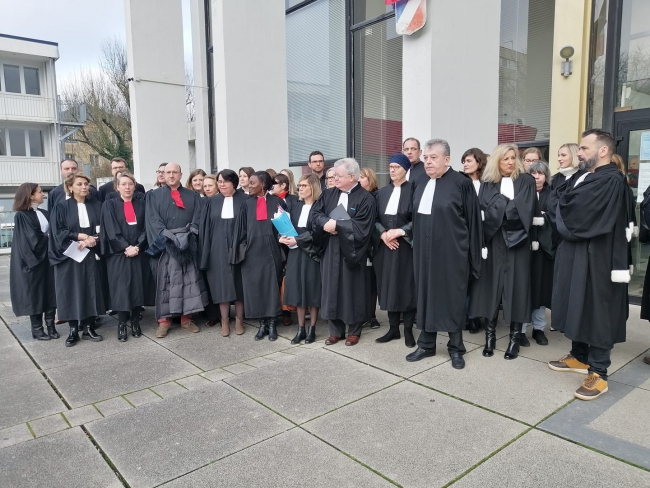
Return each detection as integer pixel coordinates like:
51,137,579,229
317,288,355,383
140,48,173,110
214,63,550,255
376,312,401,343
305,325,316,344
291,326,306,344
504,322,521,360
467,317,482,334
65,322,80,347
482,317,497,357
82,320,103,342
255,320,269,341
403,327,416,348
118,322,128,342
44,309,59,339
131,316,142,337
30,314,50,341
268,318,278,341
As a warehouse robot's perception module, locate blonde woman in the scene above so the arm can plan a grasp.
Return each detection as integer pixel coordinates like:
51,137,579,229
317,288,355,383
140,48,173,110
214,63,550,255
359,167,380,328
468,144,539,360
522,147,544,171
552,143,583,190
202,174,219,197
280,169,298,195
186,169,207,196
359,167,379,197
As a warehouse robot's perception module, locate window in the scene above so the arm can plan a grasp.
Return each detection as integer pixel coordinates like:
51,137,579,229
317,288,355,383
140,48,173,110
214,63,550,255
28,129,44,157
23,67,40,96
8,129,26,156
65,153,75,160
90,154,99,165
587,0,608,129
3,65,21,93
0,129,5,156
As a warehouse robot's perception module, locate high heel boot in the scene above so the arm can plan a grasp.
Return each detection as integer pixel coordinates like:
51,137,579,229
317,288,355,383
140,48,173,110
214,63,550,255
376,312,401,343
305,325,316,344
82,320,103,342
482,317,497,357
44,309,59,339
29,314,50,340
118,322,128,342
504,322,521,360
268,317,278,341
131,316,142,337
255,319,269,341
291,326,306,344
403,309,416,348
65,322,80,347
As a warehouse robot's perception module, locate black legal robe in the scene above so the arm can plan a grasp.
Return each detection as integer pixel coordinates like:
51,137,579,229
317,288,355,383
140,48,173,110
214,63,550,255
49,197,109,321
230,194,287,319
99,180,146,202
373,181,416,312
407,161,426,185
48,184,98,213
413,169,482,332
199,191,248,304
283,199,322,308
552,163,629,349
530,185,554,310
639,185,650,319
311,185,377,324
469,173,536,324
100,194,148,312
10,209,56,316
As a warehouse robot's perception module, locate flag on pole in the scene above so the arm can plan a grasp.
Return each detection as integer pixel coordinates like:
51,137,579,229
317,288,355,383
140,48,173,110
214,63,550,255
386,0,426,36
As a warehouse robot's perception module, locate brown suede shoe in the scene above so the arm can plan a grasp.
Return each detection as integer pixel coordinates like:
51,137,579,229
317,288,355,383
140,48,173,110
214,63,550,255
235,317,245,335
575,372,608,401
325,335,342,345
156,325,169,338
548,354,589,374
181,320,200,333
345,335,360,346
220,318,231,337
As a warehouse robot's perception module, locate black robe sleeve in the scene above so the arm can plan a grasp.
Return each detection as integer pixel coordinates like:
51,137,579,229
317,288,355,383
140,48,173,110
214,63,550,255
462,178,483,280
335,191,376,266
145,188,166,245
230,200,249,265
504,174,536,248
100,199,130,254
49,201,76,261
13,211,47,270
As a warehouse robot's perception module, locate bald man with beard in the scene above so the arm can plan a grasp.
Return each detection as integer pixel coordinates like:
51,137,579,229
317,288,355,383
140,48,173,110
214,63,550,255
145,163,208,338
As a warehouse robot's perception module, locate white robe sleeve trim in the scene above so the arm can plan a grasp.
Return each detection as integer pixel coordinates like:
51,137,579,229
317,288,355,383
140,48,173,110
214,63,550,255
481,210,485,221
531,241,539,251
532,217,544,226
611,270,631,283
630,265,634,275
625,224,633,243
481,247,488,259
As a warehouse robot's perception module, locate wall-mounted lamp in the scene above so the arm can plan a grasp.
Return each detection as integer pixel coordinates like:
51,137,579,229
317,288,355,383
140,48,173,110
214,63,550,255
560,45,574,77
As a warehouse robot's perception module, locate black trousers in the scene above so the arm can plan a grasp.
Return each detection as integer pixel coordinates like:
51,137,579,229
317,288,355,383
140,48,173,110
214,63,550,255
117,308,141,323
417,330,466,355
571,341,612,380
329,319,362,338
388,309,415,329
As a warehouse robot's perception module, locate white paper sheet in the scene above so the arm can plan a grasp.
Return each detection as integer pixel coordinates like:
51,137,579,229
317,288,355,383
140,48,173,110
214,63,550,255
63,241,90,263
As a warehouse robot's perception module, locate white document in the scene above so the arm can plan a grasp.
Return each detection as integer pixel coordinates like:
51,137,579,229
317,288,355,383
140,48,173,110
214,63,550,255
63,241,90,263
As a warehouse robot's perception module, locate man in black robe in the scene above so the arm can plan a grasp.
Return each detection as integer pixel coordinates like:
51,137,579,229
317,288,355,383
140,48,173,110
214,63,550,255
407,139,483,369
97,157,146,201
308,150,328,191
145,163,207,338
311,158,377,346
47,159,98,212
403,137,425,185
548,129,629,401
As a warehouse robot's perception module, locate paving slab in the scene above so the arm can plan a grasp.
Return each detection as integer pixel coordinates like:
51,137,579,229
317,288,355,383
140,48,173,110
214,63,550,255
264,351,298,362
47,345,200,407
29,413,69,437
125,389,163,407
0,323,18,347
95,397,133,417
222,362,257,375
138,318,259,344
0,343,37,380
411,348,579,425
162,427,393,488
151,381,187,399
226,348,400,424
161,329,296,370
243,356,278,368
0,427,122,487
451,429,650,487
609,349,650,391
0,423,33,449
304,381,527,487
176,374,212,390
0,371,65,430
86,381,293,488
63,405,102,427
200,368,234,382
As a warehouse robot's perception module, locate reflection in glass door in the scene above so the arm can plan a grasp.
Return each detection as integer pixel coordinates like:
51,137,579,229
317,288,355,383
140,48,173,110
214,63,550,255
616,0,650,112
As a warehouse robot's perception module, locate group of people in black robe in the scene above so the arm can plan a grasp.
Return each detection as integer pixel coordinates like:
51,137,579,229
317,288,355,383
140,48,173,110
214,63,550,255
9,129,636,401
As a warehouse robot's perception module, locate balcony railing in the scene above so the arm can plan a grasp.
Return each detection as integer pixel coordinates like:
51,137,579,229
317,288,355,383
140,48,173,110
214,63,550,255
0,160,60,187
0,92,56,122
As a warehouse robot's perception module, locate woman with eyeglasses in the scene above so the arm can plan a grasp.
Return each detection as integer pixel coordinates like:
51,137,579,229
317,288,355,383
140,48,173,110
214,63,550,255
522,147,543,171
325,168,336,189
279,175,322,344
153,163,168,189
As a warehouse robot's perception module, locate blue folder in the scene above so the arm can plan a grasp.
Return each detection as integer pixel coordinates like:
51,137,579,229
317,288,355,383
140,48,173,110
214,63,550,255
271,211,298,237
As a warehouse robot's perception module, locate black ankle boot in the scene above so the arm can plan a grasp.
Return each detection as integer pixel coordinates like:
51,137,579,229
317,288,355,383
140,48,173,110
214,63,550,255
255,320,269,341
305,326,316,344
403,327,416,348
65,323,80,347
482,318,497,357
291,326,306,344
44,309,59,339
131,316,142,337
118,322,128,342
504,322,521,360
375,325,400,343
82,321,103,342
30,315,50,341
467,317,482,334
268,318,278,341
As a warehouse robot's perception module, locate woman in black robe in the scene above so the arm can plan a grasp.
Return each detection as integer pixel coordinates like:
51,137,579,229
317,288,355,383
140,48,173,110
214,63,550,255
279,174,322,344
10,183,58,340
372,154,416,347
200,169,247,336
49,174,108,347
359,167,381,329
100,172,147,342
230,171,287,341
468,144,538,360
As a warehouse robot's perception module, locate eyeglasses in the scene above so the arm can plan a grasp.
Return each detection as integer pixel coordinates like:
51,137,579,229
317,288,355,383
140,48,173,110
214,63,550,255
298,184,309,188
524,158,538,163
333,174,351,179
326,176,335,180
156,170,165,174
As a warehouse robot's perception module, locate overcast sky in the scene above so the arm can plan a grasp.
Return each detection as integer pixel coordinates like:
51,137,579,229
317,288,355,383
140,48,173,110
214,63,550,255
0,0,193,87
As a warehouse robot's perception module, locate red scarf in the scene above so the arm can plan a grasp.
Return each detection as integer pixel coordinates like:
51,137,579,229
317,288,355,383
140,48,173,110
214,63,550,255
277,190,288,200
256,197,267,221
171,189,185,209
123,201,137,223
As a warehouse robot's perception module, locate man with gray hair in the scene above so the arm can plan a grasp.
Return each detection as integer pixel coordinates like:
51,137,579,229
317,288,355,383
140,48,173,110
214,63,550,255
311,158,377,346
407,139,483,369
